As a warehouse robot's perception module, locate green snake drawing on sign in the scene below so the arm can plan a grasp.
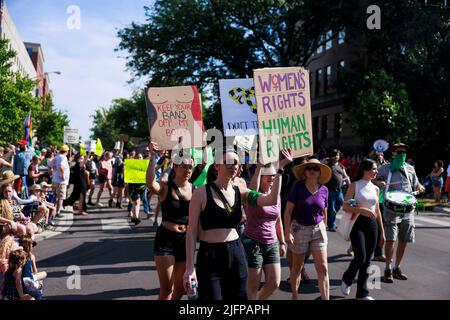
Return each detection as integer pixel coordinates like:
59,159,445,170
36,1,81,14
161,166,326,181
228,87,257,114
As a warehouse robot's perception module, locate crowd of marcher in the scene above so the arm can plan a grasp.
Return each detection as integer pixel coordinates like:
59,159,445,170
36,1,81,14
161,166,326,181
1,137,448,301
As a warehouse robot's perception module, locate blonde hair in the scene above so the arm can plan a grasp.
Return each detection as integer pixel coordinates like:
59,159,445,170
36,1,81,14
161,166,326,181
0,235,14,259
0,198,13,221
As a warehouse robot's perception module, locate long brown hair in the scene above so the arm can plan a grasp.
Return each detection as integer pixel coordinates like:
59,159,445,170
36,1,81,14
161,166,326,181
8,250,28,272
19,237,33,260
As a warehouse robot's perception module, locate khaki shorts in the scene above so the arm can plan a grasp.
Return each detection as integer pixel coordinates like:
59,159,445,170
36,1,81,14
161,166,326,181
383,210,415,243
289,221,328,255
52,182,67,199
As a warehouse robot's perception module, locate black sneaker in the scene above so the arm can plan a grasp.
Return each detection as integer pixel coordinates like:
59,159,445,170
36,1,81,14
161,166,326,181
108,199,113,208
87,201,94,206
393,268,408,280
134,218,141,226
384,269,394,283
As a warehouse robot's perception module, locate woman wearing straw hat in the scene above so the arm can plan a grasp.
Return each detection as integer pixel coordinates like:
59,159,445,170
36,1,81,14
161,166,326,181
284,158,332,300
0,171,37,237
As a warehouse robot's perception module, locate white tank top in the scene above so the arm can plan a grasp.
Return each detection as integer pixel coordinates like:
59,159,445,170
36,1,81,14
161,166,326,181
355,180,377,211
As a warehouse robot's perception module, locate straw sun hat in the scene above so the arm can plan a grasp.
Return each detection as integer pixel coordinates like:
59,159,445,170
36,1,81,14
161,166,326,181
0,170,20,187
292,158,332,185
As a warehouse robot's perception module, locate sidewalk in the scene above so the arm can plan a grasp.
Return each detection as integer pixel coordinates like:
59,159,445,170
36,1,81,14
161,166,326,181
34,210,74,243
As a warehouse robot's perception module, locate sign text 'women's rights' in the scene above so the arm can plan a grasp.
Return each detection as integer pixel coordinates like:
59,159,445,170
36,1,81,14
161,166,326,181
254,67,314,164
145,86,205,150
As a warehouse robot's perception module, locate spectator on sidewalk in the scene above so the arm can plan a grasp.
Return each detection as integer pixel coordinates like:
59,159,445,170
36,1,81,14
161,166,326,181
430,160,444,204
19,237,46,300
1,249,34,300
48,145,70,217
13,140,34,193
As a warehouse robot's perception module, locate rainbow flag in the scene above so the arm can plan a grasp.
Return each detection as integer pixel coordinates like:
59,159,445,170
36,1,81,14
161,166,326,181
23,111,33,147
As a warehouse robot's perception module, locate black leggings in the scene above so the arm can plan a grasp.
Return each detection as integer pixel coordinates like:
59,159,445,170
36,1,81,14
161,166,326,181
196,239,248,301
342,216,378,298
374,206,384,257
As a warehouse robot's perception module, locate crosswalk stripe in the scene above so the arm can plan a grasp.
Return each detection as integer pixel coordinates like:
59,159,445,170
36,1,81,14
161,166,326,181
337,214,449,227
414,216,450,227
101,219,131,230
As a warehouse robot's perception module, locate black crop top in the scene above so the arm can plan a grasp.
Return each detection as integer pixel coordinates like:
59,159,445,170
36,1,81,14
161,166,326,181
200,183,243,231
160,180,192,225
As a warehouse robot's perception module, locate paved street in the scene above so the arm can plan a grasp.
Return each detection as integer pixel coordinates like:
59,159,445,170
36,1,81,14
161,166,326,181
34,193,450,300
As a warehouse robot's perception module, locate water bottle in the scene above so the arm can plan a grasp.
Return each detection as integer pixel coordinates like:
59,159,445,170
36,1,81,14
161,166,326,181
187,280,198,300
348,199,357,207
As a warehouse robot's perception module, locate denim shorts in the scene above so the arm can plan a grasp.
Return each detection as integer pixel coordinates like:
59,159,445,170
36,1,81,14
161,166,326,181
241,235,280,268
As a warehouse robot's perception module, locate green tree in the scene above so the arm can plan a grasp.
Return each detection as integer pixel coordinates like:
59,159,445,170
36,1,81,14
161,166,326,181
0,38,70,147
35,95,70,147
0,39,39,146
116,0,450,169
90,92,149,150
342,69,417,146
117,0,357,130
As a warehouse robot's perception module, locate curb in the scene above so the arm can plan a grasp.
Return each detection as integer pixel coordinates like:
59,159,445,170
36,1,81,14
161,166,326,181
34,212,74,243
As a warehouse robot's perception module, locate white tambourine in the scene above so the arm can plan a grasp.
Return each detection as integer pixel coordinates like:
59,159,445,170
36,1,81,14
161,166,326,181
373,139,389,153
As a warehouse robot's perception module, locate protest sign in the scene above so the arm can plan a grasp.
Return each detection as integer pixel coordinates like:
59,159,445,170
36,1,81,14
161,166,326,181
64,127,79,145
124,159,149,184
219,79,258,136
253,67,314,164
145,86,205,150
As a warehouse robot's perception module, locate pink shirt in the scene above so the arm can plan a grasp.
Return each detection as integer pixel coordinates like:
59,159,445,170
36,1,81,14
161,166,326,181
244,195,280,244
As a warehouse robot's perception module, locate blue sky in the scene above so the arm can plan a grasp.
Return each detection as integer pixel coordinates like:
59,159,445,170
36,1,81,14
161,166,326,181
7,0,153,141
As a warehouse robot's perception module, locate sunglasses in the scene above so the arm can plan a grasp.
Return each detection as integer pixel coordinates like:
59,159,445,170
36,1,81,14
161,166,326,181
180,164,194,170
224,160,239,168
305,166,320,172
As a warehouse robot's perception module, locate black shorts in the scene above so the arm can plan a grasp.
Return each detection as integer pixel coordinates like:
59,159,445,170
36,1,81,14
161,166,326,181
89,172,97,180
154,225,187,262
98,174,108,184
112,174,125,188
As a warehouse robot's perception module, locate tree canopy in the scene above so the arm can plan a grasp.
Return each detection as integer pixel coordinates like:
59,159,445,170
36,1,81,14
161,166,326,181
116,0,449,170
0,38,69,147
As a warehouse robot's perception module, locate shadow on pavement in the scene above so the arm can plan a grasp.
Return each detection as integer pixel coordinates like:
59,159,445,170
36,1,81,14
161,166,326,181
39,237,156,268
45,288,159,300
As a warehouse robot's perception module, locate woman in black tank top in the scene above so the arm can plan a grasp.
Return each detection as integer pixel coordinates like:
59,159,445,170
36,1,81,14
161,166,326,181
146,142,194,300
183,149,293,300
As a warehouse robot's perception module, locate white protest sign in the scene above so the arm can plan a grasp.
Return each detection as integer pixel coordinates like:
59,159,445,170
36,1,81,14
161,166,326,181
64,127,79,145
219,79,258,137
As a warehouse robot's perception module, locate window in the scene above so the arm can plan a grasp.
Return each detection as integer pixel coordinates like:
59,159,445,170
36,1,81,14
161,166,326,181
339,29,346,44
313,117,319,141
315,69,322,97
325,30,332,50
27,47,33,57
316,35,323,54
325,65,332,93
334,113,343,138
321,116,328,139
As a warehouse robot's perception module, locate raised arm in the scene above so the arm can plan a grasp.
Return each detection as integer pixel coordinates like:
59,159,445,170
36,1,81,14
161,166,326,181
243,149,293,207
248,163,263,191
146,142,164,194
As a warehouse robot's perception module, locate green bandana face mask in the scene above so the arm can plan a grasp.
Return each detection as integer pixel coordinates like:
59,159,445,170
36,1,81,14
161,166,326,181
391,153,406,172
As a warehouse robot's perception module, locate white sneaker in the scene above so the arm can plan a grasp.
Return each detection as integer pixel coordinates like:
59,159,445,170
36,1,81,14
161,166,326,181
340,281,351,296
96,202,104,207
357,296,375,300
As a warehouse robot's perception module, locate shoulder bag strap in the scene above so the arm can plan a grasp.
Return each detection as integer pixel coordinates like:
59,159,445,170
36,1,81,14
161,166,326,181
209,183,234,215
